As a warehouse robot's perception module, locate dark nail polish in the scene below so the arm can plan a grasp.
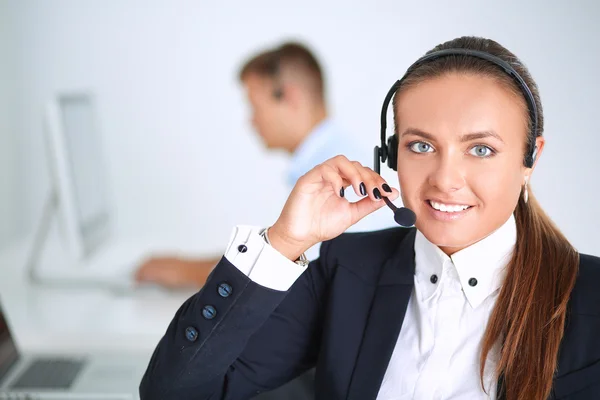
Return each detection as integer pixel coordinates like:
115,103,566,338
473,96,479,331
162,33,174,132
340,187,345,198
373,188,382,200
382,184,392,193
360,182,367,196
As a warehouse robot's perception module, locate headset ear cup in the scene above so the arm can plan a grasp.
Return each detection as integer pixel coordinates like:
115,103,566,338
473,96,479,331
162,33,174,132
531,145,538,165
386,135,398,171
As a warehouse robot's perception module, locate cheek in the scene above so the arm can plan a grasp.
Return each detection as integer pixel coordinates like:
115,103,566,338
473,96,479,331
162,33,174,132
468,164,523,207
397,165,427,208
256,111,275,134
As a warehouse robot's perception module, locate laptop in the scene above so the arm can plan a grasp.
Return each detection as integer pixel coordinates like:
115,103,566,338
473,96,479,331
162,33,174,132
0,300,148,398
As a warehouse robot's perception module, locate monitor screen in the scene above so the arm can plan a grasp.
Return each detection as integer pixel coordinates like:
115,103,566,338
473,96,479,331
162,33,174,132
60,95,111,246
0,304,19,382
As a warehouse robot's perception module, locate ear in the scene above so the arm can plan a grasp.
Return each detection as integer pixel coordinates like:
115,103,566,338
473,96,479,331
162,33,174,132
272,86,284,100
527,136,545,174
280,83,304,109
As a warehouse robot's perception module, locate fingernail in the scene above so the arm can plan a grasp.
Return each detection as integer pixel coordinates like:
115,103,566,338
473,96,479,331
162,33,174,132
360,182,367,196
373,188,382,200
382,184,392,193
340,187,345,198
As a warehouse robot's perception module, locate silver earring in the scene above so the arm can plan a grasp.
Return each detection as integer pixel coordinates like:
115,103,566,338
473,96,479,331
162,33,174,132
523,181,529,203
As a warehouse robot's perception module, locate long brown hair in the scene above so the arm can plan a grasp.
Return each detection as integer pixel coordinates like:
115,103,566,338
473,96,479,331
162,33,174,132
393,37,579,399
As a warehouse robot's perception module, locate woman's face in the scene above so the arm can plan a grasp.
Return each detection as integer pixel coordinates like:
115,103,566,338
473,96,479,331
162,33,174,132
395,73,543,254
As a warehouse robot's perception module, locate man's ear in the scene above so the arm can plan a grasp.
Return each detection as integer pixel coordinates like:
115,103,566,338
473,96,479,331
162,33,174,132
272,86,284,100
280,83,305,109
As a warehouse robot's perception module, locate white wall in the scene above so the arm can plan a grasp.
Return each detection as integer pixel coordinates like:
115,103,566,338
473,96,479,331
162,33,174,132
0,0,18,247
5,0,600,254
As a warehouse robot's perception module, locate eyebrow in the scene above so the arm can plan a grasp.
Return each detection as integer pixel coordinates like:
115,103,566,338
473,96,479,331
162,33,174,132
400,128,505,144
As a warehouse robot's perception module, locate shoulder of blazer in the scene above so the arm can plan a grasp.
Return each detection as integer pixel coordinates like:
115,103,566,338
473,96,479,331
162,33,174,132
320,227,416,285
569,253,600,317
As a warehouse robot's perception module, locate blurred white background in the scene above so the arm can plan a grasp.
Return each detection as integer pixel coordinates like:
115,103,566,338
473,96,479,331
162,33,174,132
1,0,599,255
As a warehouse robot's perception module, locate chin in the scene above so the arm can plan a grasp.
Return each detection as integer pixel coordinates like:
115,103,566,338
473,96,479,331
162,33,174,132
421,226,474,248
413,203,480,250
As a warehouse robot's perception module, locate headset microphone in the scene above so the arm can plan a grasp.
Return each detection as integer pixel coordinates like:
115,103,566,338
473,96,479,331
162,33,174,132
383,197,417,227
373,144,416,228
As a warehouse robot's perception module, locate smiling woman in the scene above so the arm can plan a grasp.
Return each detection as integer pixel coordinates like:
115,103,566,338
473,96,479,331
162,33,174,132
139,36,600,400
389,38,575,400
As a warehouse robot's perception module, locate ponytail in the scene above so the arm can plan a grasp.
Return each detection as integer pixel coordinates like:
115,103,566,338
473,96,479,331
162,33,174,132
480,189,579,399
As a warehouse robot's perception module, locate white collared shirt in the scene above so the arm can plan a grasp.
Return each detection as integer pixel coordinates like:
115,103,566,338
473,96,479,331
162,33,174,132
377,215,516,399
223,214,516,399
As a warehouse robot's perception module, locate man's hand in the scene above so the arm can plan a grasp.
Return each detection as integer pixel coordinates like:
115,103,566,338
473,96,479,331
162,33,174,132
134,256,219,289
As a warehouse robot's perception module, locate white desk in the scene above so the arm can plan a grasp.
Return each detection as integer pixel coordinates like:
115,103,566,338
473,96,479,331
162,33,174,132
0,236,199,356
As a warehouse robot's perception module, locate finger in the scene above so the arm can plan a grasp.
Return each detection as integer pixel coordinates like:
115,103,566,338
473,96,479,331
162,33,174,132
350,164,396,202
319,163,347,198
324,156,366,198
136,260,175,281
135,267,153,282
134,264,151,280
348,188,400,223
302,157,361,198
350,161,373,197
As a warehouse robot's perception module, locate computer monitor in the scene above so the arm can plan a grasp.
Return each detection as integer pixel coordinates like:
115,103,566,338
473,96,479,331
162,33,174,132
45,93,113,261
0,302,19,383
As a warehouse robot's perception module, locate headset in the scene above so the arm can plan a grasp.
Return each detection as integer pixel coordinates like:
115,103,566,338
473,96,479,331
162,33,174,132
268,51,285,100
375,48,540,227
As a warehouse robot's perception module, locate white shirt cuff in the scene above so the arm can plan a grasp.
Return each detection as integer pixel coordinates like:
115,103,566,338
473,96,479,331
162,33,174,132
224,226,308,291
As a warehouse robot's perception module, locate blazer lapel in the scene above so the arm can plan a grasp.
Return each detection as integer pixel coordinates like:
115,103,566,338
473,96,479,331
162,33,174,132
346,229,417,400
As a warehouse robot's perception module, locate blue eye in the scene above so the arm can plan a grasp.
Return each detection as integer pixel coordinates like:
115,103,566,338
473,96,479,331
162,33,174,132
409,142,434,153
470,145,494,158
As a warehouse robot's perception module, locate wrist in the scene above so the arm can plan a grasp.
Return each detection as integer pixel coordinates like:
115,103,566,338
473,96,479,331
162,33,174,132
267,225,311,262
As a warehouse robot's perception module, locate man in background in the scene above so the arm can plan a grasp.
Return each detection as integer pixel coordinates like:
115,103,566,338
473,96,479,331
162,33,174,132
135,41,387,289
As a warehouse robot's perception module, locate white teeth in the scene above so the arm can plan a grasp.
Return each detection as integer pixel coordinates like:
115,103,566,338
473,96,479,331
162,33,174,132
429,200,470,212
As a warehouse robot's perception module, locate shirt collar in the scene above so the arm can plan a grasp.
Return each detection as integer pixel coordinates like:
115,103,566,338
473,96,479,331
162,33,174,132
414,214,517,308
287,117,338,185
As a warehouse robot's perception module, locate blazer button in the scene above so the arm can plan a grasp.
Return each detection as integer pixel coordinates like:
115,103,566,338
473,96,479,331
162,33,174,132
202,305,217,320
468,278,478,287
185,326,199,342
218,282,233,298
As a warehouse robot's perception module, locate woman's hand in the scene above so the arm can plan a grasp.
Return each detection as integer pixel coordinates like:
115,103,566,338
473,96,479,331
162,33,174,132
268,155,399,261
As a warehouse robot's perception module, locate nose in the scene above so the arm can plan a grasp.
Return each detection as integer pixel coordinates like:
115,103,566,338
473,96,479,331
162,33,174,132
427,153,466,193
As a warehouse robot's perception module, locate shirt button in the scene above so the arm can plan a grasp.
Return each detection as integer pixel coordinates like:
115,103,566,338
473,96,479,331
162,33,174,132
217,282,233,298
468,277,478,287
202,305,217,320
430,274,438,284
185,326,199,342
237,244,248,253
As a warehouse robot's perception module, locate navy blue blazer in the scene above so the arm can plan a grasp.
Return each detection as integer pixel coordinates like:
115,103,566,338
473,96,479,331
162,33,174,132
139,227,600,399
